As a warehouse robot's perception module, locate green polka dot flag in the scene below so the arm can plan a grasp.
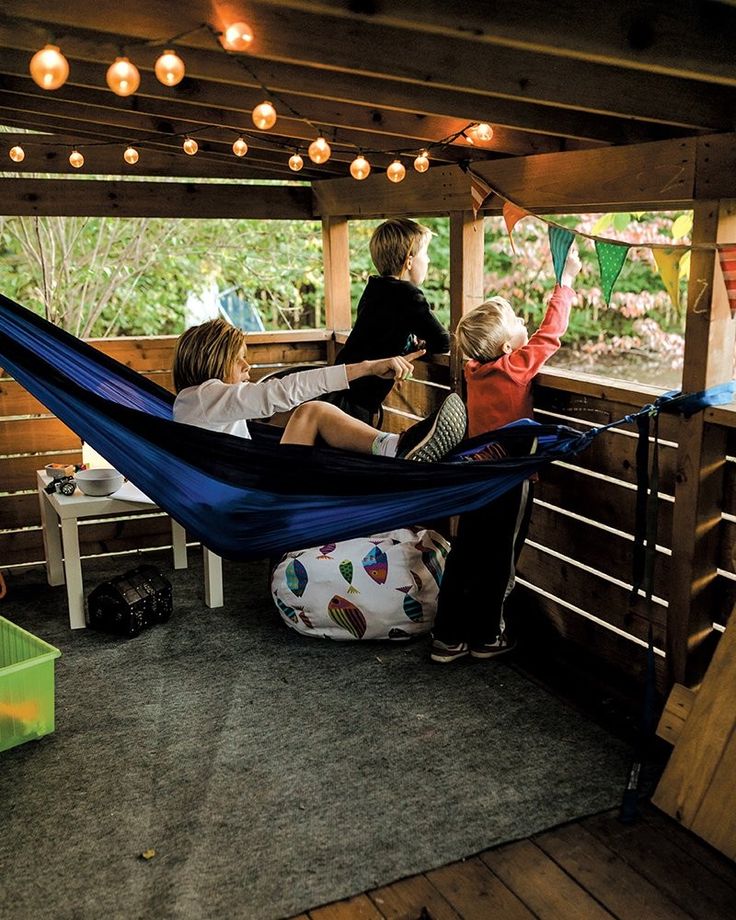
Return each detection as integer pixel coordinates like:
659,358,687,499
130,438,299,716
548,226,575,284
595,240,630,304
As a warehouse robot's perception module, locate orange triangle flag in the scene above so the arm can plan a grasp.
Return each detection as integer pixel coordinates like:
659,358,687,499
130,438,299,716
503,201,529,253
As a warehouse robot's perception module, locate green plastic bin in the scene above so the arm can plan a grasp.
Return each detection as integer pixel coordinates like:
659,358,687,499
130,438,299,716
0,615,61,753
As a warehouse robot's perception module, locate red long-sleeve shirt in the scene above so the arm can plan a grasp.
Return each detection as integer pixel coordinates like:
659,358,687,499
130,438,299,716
465,284,575,437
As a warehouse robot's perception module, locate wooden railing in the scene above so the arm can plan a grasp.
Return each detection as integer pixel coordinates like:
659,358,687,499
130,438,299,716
3,332,734,692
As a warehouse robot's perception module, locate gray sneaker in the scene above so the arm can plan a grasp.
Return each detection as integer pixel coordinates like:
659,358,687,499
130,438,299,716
397,393,467,462
470,633,517,659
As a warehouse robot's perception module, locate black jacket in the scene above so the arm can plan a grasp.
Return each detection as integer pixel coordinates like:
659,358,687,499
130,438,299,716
335,276,450,416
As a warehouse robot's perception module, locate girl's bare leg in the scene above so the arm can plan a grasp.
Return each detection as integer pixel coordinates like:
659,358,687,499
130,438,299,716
280,402,380,453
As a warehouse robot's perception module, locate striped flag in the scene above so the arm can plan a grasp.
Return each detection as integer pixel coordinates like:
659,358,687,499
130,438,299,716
469,170,493,217
719,245,736,315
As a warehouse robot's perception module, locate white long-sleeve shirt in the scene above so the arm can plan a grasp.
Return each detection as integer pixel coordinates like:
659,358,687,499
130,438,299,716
173,365,350,439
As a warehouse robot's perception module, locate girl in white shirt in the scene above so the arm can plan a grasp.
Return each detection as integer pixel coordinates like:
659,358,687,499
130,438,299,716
172,319,466,462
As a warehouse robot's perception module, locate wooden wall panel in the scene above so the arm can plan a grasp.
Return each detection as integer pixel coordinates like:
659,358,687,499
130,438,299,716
529,502,672,600
518,543,667,647
535,464,675,544
514,586,669,692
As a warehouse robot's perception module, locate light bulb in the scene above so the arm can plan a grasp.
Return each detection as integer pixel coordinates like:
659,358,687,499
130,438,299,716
106,57,140,97
413,150,429,173
350,155,370,180
386,159,406,183
69,150,84,169
29,45,69,90
232,137,248,157
289,152,304,172
474,122,493,141
123,146,139,164
154,49,185,86
222,21,254,51
183,137,198,155
9,145,25,163
252,102,277,130
308,137,331,164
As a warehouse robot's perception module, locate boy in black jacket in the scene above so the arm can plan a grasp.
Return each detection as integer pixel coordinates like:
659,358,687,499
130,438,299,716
331,219,451,423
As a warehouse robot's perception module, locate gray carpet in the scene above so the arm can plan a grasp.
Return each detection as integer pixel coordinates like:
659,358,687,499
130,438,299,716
0,551,631,920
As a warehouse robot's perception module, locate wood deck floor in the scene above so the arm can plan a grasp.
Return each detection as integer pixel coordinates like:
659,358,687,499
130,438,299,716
291,804,736,920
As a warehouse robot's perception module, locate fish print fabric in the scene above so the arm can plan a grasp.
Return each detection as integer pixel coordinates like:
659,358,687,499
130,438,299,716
271,527,449,640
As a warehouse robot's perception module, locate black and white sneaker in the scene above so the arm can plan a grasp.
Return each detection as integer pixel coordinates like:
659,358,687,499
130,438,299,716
396,393,467,462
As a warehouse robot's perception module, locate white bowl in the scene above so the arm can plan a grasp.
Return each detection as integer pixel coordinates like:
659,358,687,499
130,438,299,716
75,468,125,496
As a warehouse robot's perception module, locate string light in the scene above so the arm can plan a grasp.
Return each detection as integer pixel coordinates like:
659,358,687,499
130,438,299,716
24,26,490,184
106,57,140,97
386,159,406,183
29,44,69,90
350,155,371,180
154,49,185,86
252,102,277,130
474,122,494,142
413,150,429,173
9,145,25,163
308,137,331,164
221,22,254,51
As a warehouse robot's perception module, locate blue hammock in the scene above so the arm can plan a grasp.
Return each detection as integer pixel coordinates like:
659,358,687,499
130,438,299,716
0,293,733,560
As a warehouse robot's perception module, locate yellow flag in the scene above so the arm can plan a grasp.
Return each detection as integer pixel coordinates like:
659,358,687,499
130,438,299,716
653,249,683,308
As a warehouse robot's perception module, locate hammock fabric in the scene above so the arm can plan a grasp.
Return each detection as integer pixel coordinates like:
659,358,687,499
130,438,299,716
0,293,733,560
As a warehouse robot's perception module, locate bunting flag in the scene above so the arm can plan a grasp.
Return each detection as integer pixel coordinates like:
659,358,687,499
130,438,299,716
719,245,736,315
469,171,493,217
502,201,529,253
548,226,575,284
595,240,630,304
652,248,683,309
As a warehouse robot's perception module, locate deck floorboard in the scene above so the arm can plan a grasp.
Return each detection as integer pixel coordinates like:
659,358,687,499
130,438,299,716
295,804,736,919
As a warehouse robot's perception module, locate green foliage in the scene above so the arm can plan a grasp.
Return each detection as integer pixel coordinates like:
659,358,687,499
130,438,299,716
0,206,692,378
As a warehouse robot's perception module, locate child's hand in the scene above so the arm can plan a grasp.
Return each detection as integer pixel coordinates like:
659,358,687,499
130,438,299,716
561,247,582,288
369,349,425,382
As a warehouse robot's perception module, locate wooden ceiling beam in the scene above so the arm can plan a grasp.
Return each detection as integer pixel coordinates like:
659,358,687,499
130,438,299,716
258,0,736,87
0,33,680,147
0,75,514,165
0,133,294,180
0,102,346,177
313,134,711,217
0,53,573,158
0,115,332,180
0,178,314,218
2,3,731,130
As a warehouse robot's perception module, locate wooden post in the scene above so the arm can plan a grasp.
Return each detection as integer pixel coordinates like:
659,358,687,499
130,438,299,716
321,217,352,361
449,210,485,393
667,199,736,686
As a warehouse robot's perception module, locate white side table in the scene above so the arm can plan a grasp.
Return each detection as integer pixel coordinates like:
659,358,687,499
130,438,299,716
36,471,223,628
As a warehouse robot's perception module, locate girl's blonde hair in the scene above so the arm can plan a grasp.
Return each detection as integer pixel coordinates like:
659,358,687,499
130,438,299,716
369,218,432,277
172,318,245,392
455,297,515,363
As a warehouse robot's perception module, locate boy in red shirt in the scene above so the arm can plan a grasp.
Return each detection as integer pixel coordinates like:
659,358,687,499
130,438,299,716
430,247,582,663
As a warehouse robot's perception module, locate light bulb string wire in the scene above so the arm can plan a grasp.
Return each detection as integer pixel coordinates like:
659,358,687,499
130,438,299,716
3,120,482,166
10,11,493,166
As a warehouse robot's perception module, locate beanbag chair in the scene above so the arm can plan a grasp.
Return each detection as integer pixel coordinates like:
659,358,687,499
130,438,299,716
271,527,450,640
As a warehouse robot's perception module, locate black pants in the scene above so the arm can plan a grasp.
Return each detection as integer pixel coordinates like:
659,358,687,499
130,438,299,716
433,480,534,646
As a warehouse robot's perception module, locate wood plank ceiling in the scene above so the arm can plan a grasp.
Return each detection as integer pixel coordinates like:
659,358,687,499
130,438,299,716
0,0,734,186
